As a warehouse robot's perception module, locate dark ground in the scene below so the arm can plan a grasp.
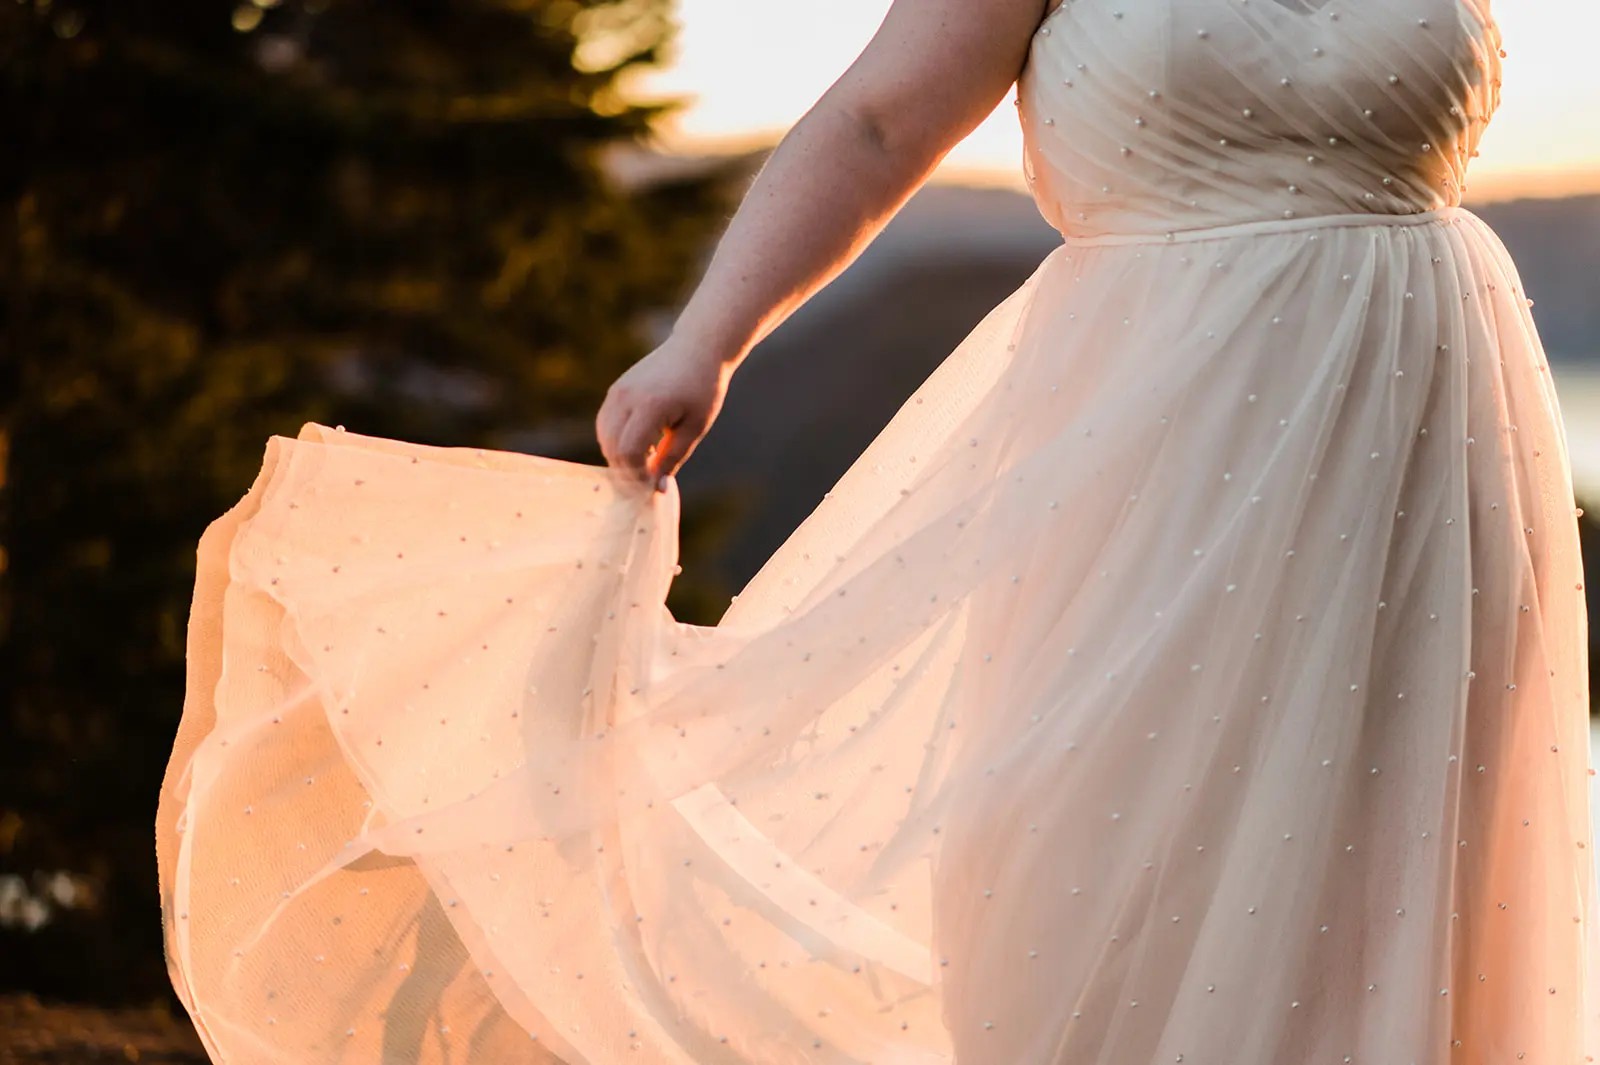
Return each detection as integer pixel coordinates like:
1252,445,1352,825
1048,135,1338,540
0,995,205,1065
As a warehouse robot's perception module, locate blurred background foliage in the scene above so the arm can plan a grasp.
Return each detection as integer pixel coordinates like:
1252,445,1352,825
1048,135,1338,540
0,0,745,1005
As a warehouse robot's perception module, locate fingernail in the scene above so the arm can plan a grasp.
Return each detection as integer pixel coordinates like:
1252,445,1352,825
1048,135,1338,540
656,474,669,493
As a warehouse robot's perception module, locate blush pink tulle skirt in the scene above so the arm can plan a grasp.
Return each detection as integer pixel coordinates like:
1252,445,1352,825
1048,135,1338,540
158,207,1598,1064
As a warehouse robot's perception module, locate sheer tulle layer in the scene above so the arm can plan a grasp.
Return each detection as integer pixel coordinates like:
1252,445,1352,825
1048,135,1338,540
157,205,1598,1064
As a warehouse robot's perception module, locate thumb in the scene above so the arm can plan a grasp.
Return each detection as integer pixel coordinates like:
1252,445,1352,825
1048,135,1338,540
650,419,704,489
650,443,686,492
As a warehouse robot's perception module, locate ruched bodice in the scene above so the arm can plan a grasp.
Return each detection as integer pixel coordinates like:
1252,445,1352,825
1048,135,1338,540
1019,0,1504,239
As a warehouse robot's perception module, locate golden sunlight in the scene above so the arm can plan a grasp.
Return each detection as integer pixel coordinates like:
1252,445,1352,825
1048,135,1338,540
634,0,1600,200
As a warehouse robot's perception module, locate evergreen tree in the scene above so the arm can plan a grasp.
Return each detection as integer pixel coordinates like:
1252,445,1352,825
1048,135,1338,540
0,0,741,1002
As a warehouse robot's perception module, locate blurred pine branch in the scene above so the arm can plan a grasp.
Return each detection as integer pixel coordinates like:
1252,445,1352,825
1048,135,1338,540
0,0,743,1004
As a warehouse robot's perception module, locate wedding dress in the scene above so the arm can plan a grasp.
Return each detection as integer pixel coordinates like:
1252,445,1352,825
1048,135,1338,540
156,0,1600,1061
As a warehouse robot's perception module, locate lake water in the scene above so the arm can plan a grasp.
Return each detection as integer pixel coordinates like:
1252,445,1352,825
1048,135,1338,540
1553,360,1600,502
1590,720,1600,871
1553,361,1600,870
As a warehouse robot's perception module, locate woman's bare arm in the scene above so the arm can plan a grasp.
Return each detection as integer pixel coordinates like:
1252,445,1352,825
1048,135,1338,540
670,0,1050,364
597,0,1051,486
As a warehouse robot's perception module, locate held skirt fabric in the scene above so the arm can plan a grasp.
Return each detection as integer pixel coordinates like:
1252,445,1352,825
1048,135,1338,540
158,209,1598,1065
157,0,1600,1059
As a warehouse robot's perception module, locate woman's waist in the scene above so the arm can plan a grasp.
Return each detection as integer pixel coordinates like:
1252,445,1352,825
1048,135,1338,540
1054,204,1472,247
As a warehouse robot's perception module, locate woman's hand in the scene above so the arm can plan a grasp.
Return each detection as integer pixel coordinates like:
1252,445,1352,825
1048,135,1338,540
599,0,1046,493
595,338,732,491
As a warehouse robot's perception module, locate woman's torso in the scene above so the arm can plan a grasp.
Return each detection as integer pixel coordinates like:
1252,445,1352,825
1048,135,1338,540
1019,0,1504,240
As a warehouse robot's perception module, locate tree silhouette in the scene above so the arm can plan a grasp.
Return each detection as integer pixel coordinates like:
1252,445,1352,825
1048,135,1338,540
0,0,742,1003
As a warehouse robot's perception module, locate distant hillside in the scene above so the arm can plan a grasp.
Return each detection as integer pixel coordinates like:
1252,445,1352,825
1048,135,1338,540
1470,193,1600,361
677,181,1061,589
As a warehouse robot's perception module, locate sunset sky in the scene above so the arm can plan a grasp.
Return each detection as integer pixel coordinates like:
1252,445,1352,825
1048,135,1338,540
632,0,1600,201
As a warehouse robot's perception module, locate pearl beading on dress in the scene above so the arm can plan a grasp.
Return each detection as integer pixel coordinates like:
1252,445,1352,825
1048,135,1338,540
153,2,1598,1062
1020,0,1504,242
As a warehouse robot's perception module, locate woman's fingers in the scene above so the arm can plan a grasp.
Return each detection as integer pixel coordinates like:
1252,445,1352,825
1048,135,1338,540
596,345,725,488
595,389,627,469
651,409,707,484
616,401,671,484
